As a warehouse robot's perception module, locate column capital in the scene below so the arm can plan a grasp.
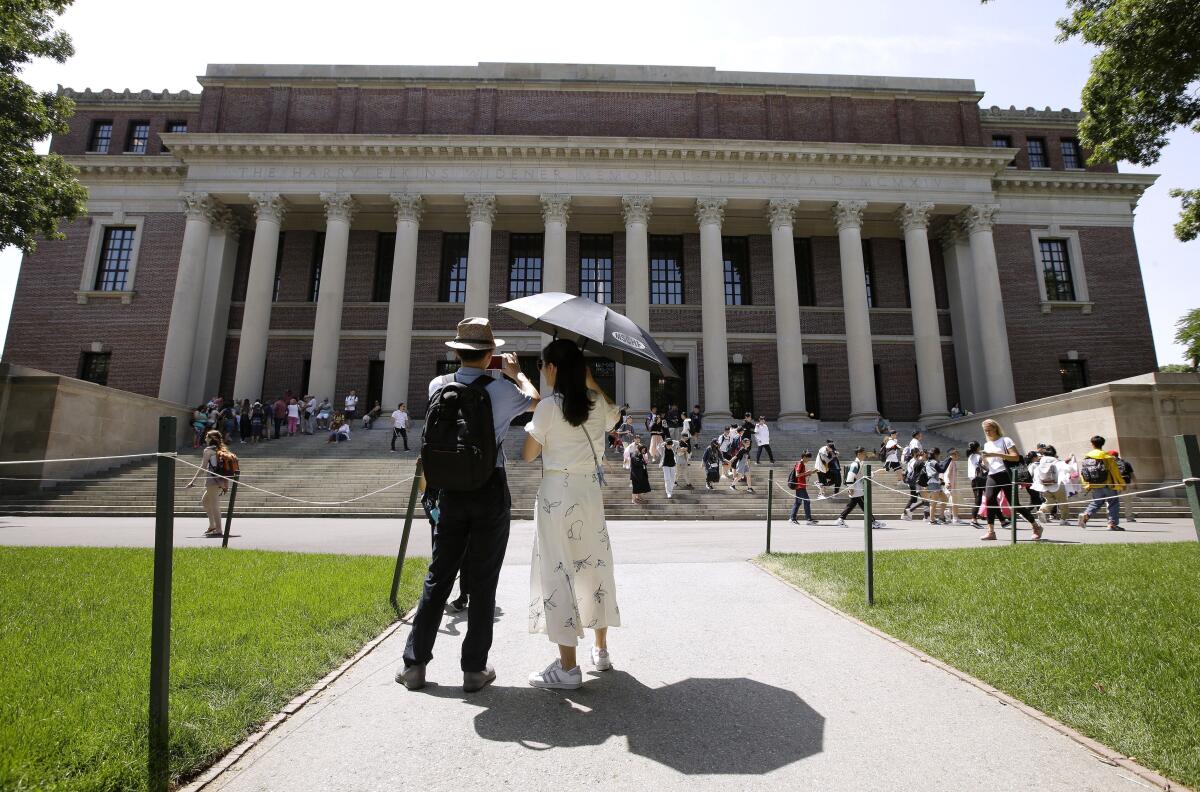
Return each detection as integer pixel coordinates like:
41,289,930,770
933,217,967,246
694,197,727,227
320,192,357,224
960,204,999,234
210,206,241,238
249,192,288,225
181,192,218,223
465,193,497,224
766,198,799,231
539,193,571,225
390,192,424,223
621,195,653,225
831,200,867,231
895,201,935,232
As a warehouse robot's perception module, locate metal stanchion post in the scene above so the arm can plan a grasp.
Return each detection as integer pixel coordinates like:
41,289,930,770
864,463,874,606
148,416,176,792
1010,477,1018,545
1176,435,1200,541
221,471,240,549
766,469,774,554
390,459,424,610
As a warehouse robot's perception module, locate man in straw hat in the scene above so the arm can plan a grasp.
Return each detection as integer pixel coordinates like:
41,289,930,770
398,317,540,693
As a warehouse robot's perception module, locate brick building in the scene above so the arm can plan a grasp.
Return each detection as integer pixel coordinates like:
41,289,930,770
5,62,1158,426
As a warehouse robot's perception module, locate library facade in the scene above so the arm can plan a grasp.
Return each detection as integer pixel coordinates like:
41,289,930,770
6,63,1159,425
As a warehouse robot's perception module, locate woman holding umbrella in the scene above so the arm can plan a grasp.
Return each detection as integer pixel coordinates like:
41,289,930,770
522,339,624,690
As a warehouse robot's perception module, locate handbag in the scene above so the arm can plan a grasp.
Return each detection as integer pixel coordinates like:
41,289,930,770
581,425,607,486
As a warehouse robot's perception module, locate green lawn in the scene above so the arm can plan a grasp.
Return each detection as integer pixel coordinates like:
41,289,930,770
0,546,427,792
760,543,1200,789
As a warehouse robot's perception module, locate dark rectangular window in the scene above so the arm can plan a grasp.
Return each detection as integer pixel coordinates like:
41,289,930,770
651,356,689,412
126,121,150,154
1060,360,1089,393
803,363,820,420
166,120,188,133
899,243,911,308
94,226,135,291
729,363,754,419
373,232,395,302
991,135,1012,148
308,232,325,302
272,232,286,302
1039,239,1076,301
588,358,617,402
649,234,684,305
1061,137,1083,169
439,233,469,303
862,239,876,308
579,233,613,304
78,352,111,386
435,359,461,377
722,236,751,306
1027,137,1048,168
88,120,113,153
508,233,543,300
794,238,816,306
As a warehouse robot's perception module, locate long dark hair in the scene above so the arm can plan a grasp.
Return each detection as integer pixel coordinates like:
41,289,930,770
543,339,592,427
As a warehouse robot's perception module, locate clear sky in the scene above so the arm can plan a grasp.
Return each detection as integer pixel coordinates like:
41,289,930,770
3,0,1196,364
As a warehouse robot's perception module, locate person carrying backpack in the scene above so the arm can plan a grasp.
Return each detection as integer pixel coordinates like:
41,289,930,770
1078,435,1125,531
1031,444,1071,526
837,447,886,529
186,429,234,537
1109,449,1137,523
788,451,818,525
398,318,540,694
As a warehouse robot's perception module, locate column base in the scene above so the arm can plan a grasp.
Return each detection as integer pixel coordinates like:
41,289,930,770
918,411,951,426
776,413,820,431
846,413,882,433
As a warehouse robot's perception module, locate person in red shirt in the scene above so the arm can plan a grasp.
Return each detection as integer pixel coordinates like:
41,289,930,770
272,396,287,439
789,451,818,525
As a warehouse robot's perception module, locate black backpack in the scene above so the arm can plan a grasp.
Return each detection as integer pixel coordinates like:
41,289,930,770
787,464,800,490
1080,456,1109,485
1115,457,1134,483
421,376,497,492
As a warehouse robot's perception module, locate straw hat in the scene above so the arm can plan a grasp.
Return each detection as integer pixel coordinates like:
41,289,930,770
445,317,506,351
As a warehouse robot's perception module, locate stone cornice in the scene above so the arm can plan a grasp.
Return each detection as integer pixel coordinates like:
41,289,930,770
62,155,187,178
57,86,201,109
978,105,1081,129
993,170,1158,200
160,133,1017,173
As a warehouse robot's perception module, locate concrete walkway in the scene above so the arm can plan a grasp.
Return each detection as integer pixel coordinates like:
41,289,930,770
1,515,1195,559
194,560,1155,792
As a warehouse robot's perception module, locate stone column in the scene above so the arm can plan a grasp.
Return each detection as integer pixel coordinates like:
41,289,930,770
767,199,814,426
307,192,356,403
188,208,240,405
896,202,948,422
233,193,286,401
696,197,730,419
962,204,1016,409
463,194,496,319
539,194,571,388
621,195,652,413
833,200,880,429
939,223,986,411
382,193,423,410
159,192,217,404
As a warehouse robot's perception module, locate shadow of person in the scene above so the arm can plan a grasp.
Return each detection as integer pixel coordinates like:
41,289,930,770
426,670,823,774
438,606,505,637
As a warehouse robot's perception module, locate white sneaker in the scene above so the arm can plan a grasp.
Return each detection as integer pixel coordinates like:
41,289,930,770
835,518,845,526
806,520,819,525
529,659,582,689
591,646,613,671
872,520,887,529
901,510,912,521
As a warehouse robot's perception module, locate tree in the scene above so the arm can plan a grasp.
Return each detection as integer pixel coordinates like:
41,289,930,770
987,0,1200,241
0,0,87,254
1175,308,1200,370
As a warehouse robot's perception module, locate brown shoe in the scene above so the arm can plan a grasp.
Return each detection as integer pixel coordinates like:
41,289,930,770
463,666,496,693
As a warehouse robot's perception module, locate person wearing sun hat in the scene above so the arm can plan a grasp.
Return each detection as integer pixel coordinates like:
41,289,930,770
398,317,540,694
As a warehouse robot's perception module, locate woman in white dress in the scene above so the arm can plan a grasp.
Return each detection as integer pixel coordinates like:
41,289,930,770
522,340,623,690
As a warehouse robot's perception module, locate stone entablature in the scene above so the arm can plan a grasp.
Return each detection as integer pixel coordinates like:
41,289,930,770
979,105,1082,128
56,86,200,108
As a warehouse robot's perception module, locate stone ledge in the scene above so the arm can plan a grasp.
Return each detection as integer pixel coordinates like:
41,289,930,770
75,290,135,305
1040,300,1094,314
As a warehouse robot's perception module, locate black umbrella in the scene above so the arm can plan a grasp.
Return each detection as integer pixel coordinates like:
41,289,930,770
498,292,680,379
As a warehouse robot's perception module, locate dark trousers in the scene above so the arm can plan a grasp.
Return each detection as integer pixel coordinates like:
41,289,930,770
905,485,928,517
972,480,986,522
273,417,284,438
983,470,1038,527
391,427,409,451
840,495,865,520
790,488,812,521
756,444,774,463
404,470,511,673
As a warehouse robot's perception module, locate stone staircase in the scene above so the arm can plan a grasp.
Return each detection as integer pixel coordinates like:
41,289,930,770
0,421,1190,520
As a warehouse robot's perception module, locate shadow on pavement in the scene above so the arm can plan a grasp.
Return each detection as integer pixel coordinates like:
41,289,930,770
426,670,824,774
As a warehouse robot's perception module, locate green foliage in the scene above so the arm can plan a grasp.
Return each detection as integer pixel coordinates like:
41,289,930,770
1170,188,1200,243
0,546,426,791
1159,363,1195,372
0,0,87,253
761,543,1200,789
1174,307,1200,368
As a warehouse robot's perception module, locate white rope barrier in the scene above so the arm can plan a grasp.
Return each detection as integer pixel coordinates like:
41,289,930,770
172,457,415,506
0,451,164,466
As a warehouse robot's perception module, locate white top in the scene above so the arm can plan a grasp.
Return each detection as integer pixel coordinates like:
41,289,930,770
845,459,865,497
884,438,900,463
754,424,770,445
287,403,300,418
983,437,1015,476
525,391,622,471
966,452,983,480
1030,456,1068,493
907,437,923,453
391,409,408,428
345,394,359,411
305,397,317,414
336,423,351,437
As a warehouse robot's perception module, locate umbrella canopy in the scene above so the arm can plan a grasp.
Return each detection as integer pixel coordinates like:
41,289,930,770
498,292,680,379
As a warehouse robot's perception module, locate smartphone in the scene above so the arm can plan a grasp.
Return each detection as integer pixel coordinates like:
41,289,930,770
487,355,504,370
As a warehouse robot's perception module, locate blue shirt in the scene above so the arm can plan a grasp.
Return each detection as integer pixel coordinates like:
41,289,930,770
428,366,533,467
